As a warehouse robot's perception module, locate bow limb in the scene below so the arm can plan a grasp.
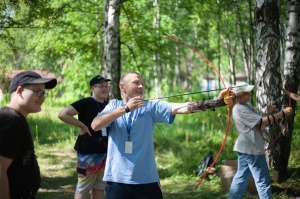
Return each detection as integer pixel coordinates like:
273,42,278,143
163,33,231,189
194,104,231,190
267,78,292,150
164,33,227,88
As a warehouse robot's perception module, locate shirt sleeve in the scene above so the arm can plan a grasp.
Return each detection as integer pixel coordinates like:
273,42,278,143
147,100,175,124
233,104,261,130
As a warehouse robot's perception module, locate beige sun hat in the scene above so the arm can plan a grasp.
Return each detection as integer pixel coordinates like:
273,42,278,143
233,82,254,94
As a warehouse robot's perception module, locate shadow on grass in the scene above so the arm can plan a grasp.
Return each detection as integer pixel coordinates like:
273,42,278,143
36,191,74,199
163,192,227,199
161,177,228,199
163,186,228,199
160,167,300,198
36,174,77,199
35,142,77,199
272,166,300,197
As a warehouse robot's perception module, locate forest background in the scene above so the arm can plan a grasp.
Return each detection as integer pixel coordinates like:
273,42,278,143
1,0,300,198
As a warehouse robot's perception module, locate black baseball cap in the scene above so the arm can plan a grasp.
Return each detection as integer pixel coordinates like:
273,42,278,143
9,71,57,93
90,75,111,87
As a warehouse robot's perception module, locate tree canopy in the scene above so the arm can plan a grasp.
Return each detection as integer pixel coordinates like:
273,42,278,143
1,0,261,99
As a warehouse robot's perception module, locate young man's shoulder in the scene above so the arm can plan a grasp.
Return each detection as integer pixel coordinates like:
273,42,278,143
71,97,93,106
76,97,94,103
0,106,22,120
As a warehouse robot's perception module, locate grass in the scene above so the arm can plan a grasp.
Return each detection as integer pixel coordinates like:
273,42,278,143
28,106,77,198
25,104,300,199
35,144,76,198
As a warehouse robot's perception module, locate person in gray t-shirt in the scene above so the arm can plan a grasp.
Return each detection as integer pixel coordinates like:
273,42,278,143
229,82,292,199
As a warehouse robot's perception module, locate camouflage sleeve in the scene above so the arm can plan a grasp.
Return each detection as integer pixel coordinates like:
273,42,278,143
187,98,227,113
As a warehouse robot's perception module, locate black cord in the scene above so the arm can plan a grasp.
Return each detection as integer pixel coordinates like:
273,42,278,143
267,115,271,125
271,114,276,123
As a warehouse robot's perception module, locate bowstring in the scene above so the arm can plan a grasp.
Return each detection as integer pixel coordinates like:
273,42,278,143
146,86,243,101
163,32,231,189
145,103,182,164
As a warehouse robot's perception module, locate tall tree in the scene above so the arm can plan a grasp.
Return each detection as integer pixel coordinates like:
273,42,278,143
279,0,300,179
104,0,122,99
152,0,162,98
237,0,256,86
255,0,283,173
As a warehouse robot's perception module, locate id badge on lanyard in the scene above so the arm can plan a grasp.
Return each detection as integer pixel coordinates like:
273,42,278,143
125,141,133,154
123,110,135,154
101,128,107,136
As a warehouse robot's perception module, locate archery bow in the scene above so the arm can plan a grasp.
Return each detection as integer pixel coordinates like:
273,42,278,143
163,33,231,190
147,86,242,100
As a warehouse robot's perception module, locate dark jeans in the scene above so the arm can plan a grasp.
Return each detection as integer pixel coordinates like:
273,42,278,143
105,181,163,199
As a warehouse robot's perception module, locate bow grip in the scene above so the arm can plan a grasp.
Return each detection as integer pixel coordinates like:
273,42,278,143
224,90,230,104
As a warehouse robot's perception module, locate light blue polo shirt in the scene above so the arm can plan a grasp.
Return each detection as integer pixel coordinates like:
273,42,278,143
100,99,175,184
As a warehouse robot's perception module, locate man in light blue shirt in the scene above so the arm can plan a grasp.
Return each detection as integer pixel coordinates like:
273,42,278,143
92,71,233,199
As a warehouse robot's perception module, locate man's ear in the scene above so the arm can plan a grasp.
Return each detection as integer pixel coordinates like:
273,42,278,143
119,84,126,94
15,86,23,96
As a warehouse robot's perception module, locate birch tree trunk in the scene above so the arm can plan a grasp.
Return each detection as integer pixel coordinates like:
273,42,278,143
153,0,162,98
279,0,300,180
255,0,282,172
248,0,256,87
238,0,255,87
96,0,104,70
221,35,236,85
104,0,121,99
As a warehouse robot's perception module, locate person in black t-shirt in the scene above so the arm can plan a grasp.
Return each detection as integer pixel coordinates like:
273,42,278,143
0,71,57,199
58,75,110,199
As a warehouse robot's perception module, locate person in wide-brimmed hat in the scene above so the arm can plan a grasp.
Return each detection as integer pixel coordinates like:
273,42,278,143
229,82,292,199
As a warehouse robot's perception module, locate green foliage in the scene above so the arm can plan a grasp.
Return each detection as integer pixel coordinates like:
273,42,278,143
1,1,299,197
1,0,259,99
28,106,77,144
1,0,107,101
0,93,9,107
154,106,237,178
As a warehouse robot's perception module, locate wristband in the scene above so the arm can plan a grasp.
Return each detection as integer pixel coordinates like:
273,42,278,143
124,104,131,113
267,115,271,125
271,114,275,123
259,118,262,129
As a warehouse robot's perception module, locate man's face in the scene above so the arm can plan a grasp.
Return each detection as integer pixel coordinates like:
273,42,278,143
19,83,47,114
92,81,110,100
121,73,144,98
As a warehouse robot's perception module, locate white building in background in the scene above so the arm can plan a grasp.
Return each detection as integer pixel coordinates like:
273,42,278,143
201,74,231,94
201,72,247,93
